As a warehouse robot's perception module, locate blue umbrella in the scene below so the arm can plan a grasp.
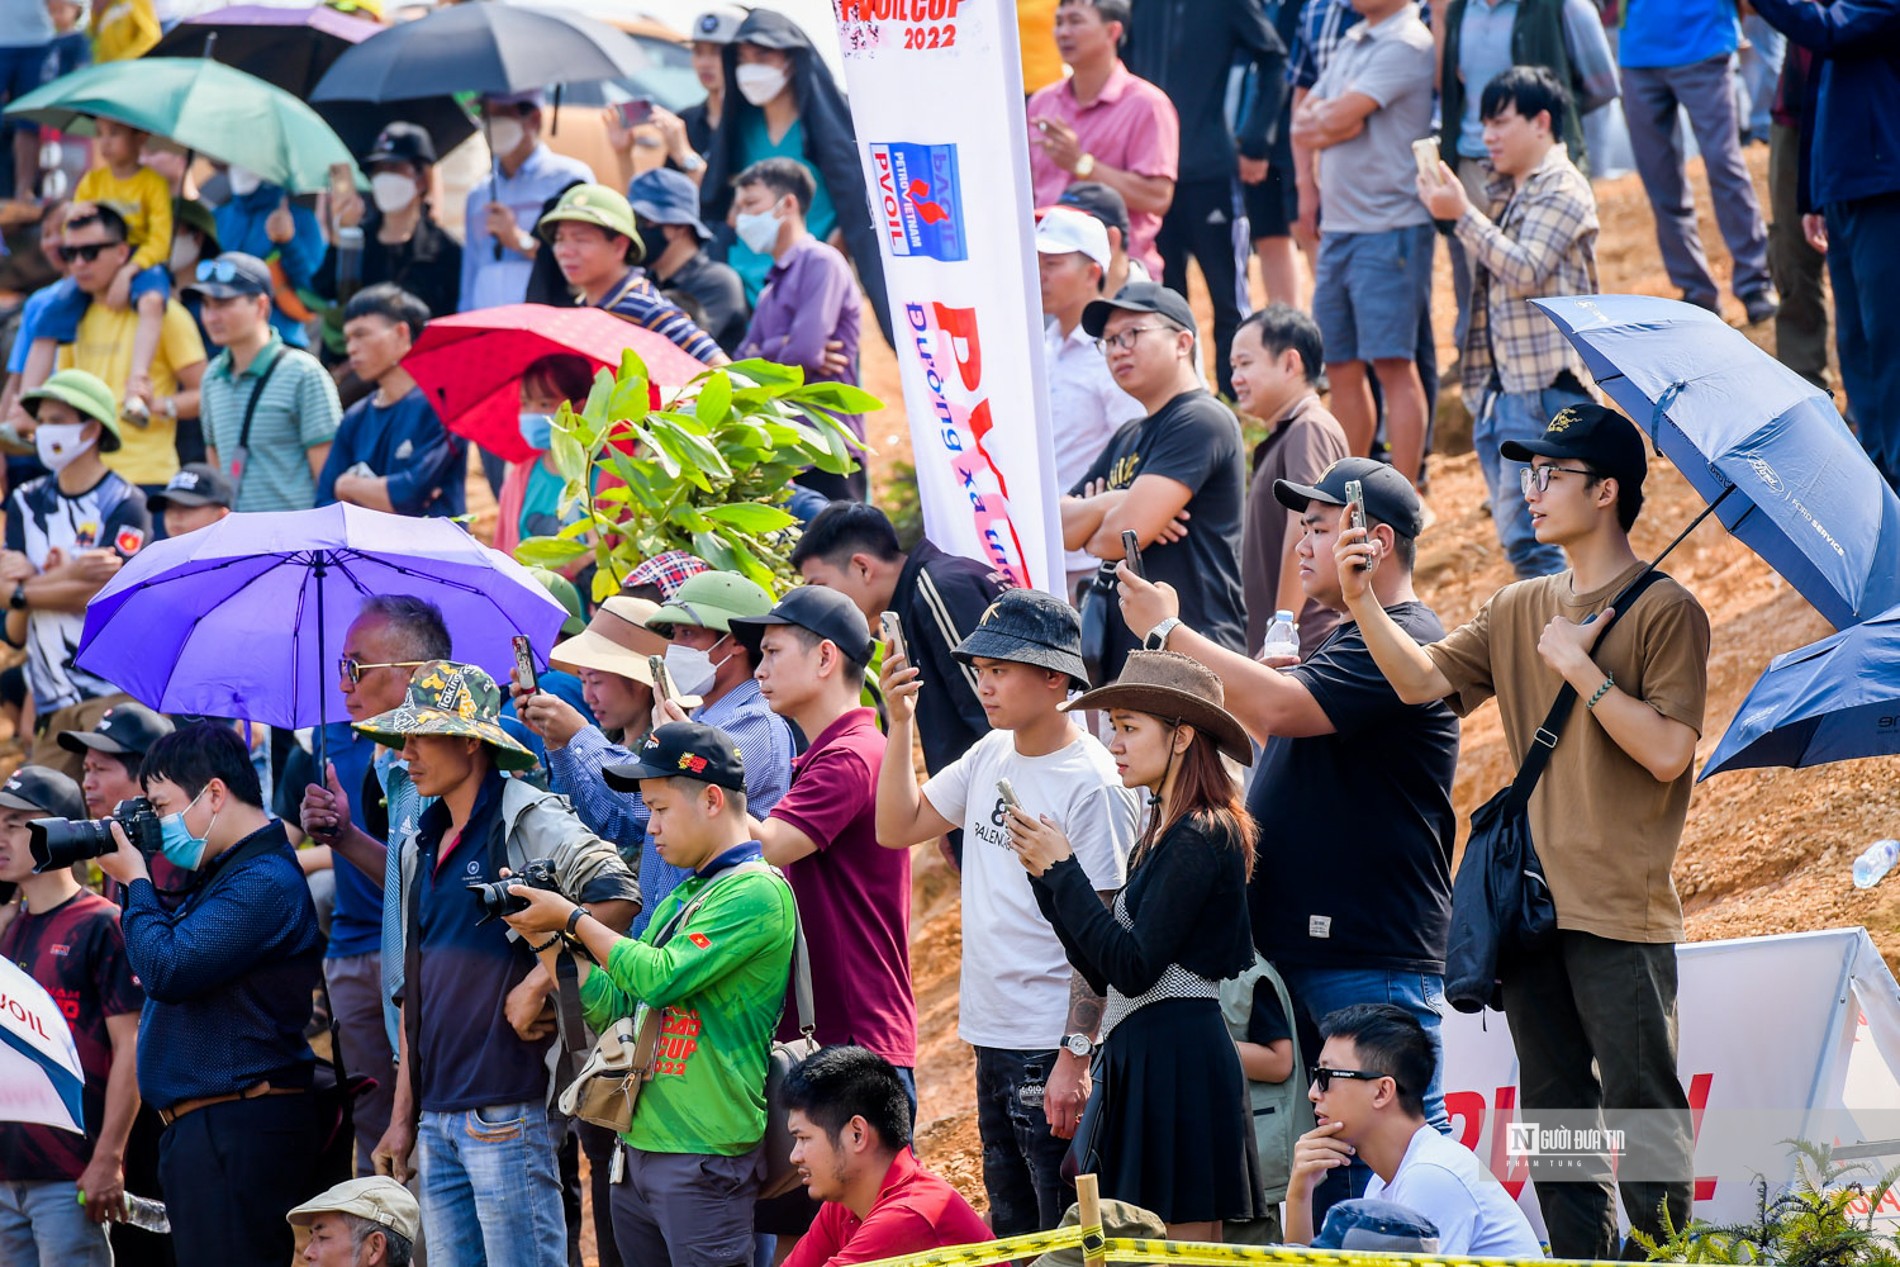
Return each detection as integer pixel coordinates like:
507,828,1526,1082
1700,603,1900,780
0,959,86,1134
73,505,567,739
1533,295,1900,630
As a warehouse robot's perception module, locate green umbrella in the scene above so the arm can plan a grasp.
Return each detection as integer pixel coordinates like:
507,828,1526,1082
4,57,358,194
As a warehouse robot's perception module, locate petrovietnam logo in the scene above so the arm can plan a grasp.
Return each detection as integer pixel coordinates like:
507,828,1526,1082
1745,454,1785,495
869,142,969,262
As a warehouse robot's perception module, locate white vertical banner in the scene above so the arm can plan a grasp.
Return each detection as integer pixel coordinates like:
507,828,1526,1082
830,0,1066,595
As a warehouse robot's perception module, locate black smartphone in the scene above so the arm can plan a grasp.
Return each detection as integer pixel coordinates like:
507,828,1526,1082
512,635,538,692
1121,529,1146,580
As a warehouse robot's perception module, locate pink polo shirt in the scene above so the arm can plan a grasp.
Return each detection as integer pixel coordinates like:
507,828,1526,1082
1027,61,1181,276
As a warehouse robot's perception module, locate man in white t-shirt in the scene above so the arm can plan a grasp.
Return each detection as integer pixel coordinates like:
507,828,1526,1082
876,588,1137,1236
1287,1003,1543,1256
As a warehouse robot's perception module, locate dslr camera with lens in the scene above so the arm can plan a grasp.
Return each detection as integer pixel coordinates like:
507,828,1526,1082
29,797,164,873
469,857,561,923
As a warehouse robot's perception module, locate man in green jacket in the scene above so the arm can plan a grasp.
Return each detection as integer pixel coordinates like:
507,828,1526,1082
504,720,795,1267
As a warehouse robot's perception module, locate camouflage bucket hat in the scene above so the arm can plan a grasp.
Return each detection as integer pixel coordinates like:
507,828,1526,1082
353,660,537,771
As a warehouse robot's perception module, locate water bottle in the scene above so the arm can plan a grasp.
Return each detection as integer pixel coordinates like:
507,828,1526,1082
1852,840,1900,890
1260,610,1300,661
80,1190,170,1234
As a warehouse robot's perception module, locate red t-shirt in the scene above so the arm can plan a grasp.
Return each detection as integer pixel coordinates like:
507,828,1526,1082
0,889,143,1181
784,1149,996,1267
769,708,916,1067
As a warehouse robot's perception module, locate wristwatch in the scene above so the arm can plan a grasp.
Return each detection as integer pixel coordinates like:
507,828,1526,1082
1143,617,1182,651
678,152,706,174
8,582,25,611
564,906,588,937
1061,1033,1096,1059
1074,152,1097,180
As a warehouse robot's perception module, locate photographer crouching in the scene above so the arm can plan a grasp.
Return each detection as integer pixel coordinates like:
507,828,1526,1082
93,723,327,1263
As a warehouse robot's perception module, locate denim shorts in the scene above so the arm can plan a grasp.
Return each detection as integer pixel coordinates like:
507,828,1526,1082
1313,222,1437,363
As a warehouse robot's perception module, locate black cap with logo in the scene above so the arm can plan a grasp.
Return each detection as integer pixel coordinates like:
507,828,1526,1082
57,701,175,758
364,121,437,169
146,463,235,513
730,586,875,667
1081,281,1198,341
1501,402,1649,491
0,765,86,820
604,721,746,793
1273,456,1427,538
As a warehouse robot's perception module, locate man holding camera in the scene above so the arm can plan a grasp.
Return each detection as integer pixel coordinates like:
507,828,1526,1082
502,722,797,1267
353,661,637,1266
95,724,327,1263
0,766,143,1267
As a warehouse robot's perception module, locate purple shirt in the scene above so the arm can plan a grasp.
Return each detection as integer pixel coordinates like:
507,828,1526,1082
738,235,865,440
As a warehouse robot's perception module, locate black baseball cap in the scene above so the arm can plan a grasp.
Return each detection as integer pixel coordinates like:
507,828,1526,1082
1081,281,1198,341
604,721,745,793
952,588,1088,688
0,765,86,820
57,701,175,758
730,586,874,667
182,251,272,301
1500,402,1649,491
1055,181,1129,240
365,121,437,168
1274,456,1427,538
146,462,235,512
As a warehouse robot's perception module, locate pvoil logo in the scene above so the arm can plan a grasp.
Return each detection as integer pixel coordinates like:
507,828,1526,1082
869,143,968,262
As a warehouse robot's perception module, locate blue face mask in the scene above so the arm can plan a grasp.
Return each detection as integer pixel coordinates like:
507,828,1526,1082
158,788,216,871
519,412,553,451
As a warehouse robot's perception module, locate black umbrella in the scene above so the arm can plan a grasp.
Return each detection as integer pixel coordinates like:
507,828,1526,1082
308,1,647,105
146,4,477,158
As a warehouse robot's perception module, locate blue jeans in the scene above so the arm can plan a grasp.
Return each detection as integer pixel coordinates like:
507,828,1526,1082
1474,382,1589,578
0,1179,111,1267
1281,965,1449,1218
418,1101,567,1267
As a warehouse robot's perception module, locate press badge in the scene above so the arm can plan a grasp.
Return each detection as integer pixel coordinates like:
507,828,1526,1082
1309,915,1333,939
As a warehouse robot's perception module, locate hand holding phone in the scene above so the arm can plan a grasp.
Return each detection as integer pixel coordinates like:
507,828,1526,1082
1412,137,1441,186
997,778,1021,810
616,98,655,129
512,635,538,693
649,654,675,705
1121,529,1146,580
879,611,906,663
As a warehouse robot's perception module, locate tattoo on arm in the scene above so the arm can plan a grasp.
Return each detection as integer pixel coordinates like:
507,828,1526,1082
1066,970,1104,1039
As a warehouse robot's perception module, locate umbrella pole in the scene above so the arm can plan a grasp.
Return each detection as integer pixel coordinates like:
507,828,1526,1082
314,550,328,788
484,116,502,263
1650,483,1736,573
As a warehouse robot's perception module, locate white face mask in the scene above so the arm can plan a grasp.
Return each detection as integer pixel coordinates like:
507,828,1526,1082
486,116,526,159
734,207,782,255
735,63,789,107
35,422,93,473
370,172,418,214
168,235,200,274
663,638,726,698
226,165,262,197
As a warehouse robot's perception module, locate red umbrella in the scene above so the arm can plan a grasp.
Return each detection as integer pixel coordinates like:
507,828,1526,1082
403,304,710,462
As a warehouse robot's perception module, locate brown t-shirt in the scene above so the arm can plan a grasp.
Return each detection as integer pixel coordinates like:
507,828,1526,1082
1243,393,1351,657
1424,561,1710,943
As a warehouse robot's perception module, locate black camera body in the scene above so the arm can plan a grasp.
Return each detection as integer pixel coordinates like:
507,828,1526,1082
30,797,165,873
468,857,561,924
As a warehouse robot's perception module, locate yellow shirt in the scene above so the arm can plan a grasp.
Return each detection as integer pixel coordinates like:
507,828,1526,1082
75,165,173,273
58,300,207,486
1019,0,1065,95
90,0,160,63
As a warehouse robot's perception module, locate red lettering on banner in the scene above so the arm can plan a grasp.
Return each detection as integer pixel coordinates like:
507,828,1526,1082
1490,1085,1530,1199
874,148,905,254
1688,1071,1717,1201
932,303,983,392
838,0,961,20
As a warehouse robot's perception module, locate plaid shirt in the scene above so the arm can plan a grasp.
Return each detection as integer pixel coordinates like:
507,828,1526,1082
1456,143,1599,396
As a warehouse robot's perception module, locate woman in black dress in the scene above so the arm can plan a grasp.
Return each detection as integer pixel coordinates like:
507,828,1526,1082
1006,650,1264,1240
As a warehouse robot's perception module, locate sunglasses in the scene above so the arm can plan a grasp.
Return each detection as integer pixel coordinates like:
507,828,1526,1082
196,258,247,284
1311,1066,1401,1094
57,242,114,264
339,656,427,685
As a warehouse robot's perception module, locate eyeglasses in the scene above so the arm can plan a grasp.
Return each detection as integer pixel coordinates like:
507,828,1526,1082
196,258,244,284
1095,324,1174,354
339,656,427,685
1519,464,1596,495
1311,1066,1402,1094
57,242,113,264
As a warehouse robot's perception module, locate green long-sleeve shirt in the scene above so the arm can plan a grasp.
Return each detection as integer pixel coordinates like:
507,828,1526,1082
579,849,795,1156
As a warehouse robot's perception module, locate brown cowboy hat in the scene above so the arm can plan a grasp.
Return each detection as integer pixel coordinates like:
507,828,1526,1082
1059,650,1252,765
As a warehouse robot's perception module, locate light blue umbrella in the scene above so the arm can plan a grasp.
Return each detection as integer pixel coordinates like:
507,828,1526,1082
1701,603,1900,780
1534,295,1900,630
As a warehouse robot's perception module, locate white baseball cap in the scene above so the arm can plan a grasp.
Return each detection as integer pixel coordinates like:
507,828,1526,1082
1034,206,1111,273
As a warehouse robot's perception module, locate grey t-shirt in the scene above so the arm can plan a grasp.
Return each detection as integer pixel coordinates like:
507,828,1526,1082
1313,6,1436,235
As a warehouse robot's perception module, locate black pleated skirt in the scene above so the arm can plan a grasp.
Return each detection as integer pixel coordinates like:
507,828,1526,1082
1069,996,1266,1224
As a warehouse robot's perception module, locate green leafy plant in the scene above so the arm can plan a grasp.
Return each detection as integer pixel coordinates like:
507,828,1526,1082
1634,1142,1900,1266
513,351,877,600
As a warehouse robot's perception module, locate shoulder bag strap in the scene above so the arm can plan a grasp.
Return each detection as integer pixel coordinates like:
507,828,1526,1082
1507,566,1670,807
229,347,284,498
788,894,814,1037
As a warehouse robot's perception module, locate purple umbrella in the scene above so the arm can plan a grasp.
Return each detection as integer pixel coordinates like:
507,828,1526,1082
74,505,567,743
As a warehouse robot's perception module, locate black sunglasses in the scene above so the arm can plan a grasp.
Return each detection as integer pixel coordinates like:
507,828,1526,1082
1312,1066,1402,1094
57,242,114,264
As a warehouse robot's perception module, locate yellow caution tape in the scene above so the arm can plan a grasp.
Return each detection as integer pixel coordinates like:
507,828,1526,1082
850,1227,1647,1267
